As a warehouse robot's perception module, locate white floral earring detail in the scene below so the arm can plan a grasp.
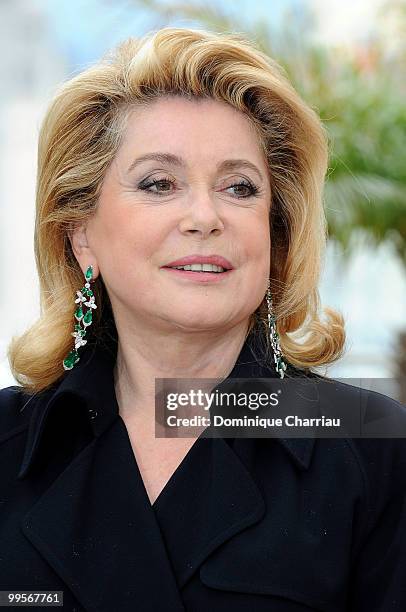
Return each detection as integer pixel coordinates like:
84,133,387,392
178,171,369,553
63,265,97,371
266,280,287,379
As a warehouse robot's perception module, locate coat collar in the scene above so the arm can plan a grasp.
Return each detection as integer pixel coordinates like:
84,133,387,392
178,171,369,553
17,318,316,480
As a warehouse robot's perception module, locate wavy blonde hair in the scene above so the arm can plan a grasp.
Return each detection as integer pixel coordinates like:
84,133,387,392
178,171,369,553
7,26,346,393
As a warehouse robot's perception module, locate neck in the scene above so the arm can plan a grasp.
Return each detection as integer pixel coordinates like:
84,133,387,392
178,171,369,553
113,319,252,423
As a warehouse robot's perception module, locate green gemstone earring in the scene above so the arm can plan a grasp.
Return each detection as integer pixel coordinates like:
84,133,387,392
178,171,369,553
63,265,97,371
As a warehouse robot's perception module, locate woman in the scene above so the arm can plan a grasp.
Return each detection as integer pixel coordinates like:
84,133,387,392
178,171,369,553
1,26,406,611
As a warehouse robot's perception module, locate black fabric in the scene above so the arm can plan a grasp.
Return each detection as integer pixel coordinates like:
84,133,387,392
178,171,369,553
1,319,406,611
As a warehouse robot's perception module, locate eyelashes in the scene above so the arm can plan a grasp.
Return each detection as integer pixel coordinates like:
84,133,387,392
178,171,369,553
137,176,262,199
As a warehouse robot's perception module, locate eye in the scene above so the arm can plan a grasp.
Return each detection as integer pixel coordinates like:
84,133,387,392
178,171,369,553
138,176,175,196
226,181,260,198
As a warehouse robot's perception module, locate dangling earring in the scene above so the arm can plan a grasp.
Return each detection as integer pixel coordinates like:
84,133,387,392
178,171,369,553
266,280,287,379
63,265,97,371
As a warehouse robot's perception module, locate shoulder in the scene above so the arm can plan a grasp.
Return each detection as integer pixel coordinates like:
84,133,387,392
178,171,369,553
0,386,35,480
313,376,406,500
0,385,31,436
287,370,406,495
0,385,46,444
345,381,406,499
298,368,405,427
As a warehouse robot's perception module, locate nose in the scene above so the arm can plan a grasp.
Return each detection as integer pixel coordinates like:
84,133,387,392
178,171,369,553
178,190,225,239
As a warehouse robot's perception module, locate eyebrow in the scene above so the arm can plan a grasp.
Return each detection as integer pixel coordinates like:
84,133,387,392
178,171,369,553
127,152,264,182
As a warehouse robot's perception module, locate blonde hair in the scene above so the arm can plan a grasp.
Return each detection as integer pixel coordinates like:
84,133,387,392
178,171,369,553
7,26,346,393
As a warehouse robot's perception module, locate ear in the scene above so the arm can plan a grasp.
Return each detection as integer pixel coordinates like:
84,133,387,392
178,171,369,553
68,224,99,279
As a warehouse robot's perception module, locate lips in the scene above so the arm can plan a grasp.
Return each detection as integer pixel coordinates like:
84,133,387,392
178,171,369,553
163,254,233,270
162,266,233,283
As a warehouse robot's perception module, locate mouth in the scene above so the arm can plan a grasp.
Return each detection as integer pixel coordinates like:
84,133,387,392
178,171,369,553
161,265,234,283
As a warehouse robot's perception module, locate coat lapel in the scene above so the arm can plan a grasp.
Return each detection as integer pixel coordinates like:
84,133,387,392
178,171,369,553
20,416,187,612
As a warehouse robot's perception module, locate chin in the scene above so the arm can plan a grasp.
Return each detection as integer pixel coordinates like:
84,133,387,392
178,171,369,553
169,317,229,332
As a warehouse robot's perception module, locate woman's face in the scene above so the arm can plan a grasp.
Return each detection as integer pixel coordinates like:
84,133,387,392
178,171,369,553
75,96,272,335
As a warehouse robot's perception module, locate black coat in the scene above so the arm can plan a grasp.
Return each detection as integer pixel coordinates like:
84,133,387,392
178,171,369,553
1,325,406,612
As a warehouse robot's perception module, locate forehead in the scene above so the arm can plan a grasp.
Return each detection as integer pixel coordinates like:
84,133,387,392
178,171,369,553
119,96,266,165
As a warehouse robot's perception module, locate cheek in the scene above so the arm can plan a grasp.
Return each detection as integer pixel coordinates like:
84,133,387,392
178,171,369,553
240,215,270,261
98,209,166,260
